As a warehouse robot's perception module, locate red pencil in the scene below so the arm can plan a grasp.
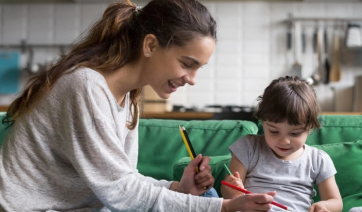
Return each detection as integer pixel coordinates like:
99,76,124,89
221,181,292,211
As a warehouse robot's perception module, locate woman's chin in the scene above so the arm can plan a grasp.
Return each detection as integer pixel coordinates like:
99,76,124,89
156,92,171,99
160,94,171,99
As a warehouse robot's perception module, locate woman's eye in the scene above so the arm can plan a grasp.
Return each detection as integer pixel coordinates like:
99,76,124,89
270,131,279,134
181,62,192,68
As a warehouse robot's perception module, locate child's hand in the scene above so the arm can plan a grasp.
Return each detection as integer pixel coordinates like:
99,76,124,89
225,171,244,189
309,202,331,212
222,171,245,198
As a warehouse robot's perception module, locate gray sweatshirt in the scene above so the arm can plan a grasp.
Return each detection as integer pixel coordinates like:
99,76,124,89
0,67,222,212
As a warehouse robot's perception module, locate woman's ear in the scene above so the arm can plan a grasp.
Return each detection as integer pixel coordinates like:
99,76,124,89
143,34,158,57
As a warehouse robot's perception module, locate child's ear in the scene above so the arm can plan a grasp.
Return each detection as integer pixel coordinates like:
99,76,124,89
307,128,313,135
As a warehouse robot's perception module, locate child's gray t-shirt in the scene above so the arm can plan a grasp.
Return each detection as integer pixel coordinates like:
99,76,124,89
229,134,336,212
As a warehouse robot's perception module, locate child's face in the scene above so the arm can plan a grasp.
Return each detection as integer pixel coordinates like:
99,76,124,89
262,121,309,161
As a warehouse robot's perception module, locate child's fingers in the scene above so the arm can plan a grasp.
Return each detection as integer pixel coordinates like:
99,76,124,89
225,173,234,181
233,179,244,189
224,175,244,190
233,171,240,178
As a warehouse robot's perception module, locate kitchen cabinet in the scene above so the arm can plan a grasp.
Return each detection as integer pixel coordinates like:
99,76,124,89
0,106,8,112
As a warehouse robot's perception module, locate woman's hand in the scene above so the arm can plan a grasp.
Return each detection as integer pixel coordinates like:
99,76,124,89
222,191,277,212
179,154,214,196
221,171,245,199
309,202,331,212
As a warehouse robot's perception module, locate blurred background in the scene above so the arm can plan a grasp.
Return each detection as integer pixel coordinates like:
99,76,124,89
1,0,362,121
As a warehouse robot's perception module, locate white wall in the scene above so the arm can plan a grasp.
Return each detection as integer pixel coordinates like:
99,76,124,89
1,0,362,112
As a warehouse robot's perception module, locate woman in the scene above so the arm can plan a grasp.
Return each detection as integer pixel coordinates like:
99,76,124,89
0,0,276,211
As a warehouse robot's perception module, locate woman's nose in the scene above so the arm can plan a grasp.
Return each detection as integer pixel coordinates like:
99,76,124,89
183,71,197,86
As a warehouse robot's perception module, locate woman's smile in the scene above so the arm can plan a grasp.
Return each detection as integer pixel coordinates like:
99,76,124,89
168,80,181,92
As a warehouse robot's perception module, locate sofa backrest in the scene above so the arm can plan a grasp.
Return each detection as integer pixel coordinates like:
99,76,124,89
138,118,258,181
258,115,362,145
307,115,362,145
0,114,259,182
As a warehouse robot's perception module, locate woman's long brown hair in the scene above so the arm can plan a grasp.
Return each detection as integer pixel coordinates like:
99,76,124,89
3,0,217,130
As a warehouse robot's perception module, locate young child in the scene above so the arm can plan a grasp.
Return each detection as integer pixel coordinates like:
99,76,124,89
221,76,343,212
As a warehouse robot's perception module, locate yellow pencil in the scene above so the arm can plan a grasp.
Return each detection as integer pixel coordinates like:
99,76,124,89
178,125,202,177
179,126,196,160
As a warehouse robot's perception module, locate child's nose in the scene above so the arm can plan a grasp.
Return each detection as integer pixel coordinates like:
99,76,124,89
278,137,290,145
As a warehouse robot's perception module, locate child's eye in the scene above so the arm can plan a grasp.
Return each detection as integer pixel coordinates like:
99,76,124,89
290,132,301,137
270,131,279,134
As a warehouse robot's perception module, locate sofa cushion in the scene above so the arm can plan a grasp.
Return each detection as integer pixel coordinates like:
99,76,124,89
173,140,362,212
312,140,362,212
138,119,258,181
173,154,231,197
257,115,362,146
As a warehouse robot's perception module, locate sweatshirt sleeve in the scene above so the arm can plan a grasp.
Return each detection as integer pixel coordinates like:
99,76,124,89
60,71,223,212
121,103,174,189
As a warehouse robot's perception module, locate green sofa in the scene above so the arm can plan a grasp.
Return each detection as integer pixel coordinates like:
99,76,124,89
1,112,361,212
138,115,362,212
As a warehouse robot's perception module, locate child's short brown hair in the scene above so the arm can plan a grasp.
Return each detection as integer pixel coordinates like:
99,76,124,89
255,76,321,130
